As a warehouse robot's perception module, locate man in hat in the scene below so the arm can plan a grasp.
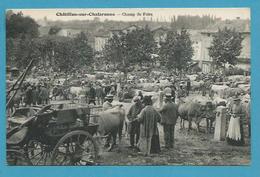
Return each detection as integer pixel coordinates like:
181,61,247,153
102,94,114,111
159,93,179,149
126,96,143,148
39,84,49,105
135,96,161,156
24,83,33,106
88,83,96,105
186,78,191,96
96,83,104,105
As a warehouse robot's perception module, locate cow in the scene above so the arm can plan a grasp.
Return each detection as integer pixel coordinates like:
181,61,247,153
69,86,89,102
96,105,125,151
51,87,69,100
191,80,204,93
222,87,245,99
178,99,214,133
211,84,230,97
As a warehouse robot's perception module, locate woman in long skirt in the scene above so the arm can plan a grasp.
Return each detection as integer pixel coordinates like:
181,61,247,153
226,96,245,146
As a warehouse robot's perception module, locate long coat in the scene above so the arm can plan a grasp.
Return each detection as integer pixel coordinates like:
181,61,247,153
159,101,178,125
137,105,161,138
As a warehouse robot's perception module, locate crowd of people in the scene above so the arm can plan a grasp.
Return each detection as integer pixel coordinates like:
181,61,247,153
7,70,250,156
102,92,179,156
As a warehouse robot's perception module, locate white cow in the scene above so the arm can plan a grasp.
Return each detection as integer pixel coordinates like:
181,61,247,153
211,84,230,97
69,86,87,101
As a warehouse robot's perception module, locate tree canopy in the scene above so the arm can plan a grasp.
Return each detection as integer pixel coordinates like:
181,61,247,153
48,26,62,35
159,28,194,72
208,27,244,68
102,27,156,73
6,11,39,39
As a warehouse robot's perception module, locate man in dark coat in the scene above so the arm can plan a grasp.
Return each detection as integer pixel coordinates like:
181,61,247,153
159,93,179,149
39,84,49,105
88,84,96,105
31,85,39,105
186,79,191,96
127,96,143,148
96,83,104,105
24,83,33,106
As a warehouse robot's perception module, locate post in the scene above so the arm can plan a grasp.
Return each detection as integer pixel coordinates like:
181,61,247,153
6,59,35,109
214,106,227,141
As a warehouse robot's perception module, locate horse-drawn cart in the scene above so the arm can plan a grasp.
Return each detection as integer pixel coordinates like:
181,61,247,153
7,103,102,166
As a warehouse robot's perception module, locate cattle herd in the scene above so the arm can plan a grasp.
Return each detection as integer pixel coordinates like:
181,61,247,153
6,70,251,156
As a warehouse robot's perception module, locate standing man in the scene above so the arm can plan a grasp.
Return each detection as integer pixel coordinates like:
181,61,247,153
31,85,38,105
159,93,179,149
171,84,176,103
186,78,191,96
127,96,143,148
88,83,96,105
102,94,114,111
96,83,104,105
24,83,33,106
39,84,49,105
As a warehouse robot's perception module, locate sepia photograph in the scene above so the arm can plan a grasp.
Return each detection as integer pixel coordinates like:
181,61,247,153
5,8,251,166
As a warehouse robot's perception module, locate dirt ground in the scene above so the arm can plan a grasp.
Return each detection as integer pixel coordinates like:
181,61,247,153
96,119,250,166
96,97,250,166
21,93,249,166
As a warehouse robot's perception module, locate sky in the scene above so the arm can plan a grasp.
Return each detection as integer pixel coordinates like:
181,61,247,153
10,8,250,22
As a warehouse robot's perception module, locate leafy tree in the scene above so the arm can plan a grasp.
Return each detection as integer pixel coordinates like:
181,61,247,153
6,37,41,69
160,28,194,72
102,27,156,80
48,26,62,35
33,33,94,73
6,11,39,38
208,27,244,69
53,39,75,73
72,32,94,68
125,26,156,67
103,31,129,73
6,11,40,68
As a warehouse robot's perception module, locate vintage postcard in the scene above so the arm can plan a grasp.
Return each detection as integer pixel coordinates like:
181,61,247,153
5,8,251,166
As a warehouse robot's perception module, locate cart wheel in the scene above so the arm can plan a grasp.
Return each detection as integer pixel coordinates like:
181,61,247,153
26,140,53,165
51,130,98,166
7,149,32,166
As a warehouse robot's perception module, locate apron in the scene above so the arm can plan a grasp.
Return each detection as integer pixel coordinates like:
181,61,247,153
226,116,241,141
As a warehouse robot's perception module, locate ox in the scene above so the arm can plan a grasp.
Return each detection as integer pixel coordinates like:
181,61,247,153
69,86,89,102
97,105,125,151
178,101,206,132
178,99,217,133
211,84,230,98
222,87,245,99
191,80,204,93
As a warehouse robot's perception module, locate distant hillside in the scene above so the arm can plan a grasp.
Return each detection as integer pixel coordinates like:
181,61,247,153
205,19,250,32
37,16,250,38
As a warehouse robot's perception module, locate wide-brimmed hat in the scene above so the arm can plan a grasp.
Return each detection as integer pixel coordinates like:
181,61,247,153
105,94,114,100
133,96,140,102
233,95,241,101
165,93,172,98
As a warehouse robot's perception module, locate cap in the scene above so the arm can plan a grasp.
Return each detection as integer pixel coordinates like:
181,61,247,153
106,94,114,99
233,95,241,101
133,96,140,102
165,93,172,97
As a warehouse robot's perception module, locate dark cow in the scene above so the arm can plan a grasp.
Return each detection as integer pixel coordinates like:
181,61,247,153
178,100,207,132
178,99,217,133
